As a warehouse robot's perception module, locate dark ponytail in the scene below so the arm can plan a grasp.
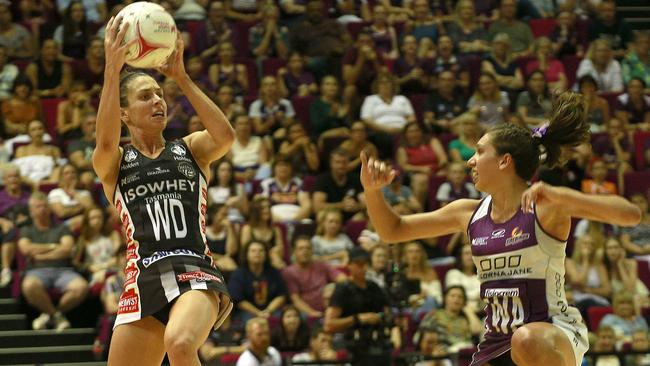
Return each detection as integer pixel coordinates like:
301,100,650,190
490,91,590,181
119,69,150,107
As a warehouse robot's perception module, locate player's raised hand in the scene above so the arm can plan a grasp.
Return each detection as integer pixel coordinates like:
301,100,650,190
104,16,137,71
360,150,396,191
157,33,186,80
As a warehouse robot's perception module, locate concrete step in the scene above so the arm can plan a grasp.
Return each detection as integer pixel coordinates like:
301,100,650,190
0,345,96,364
0,298,18,314
0,314,27,331
0,328,96,348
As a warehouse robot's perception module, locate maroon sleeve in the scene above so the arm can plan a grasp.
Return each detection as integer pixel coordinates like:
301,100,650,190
281,266,300,295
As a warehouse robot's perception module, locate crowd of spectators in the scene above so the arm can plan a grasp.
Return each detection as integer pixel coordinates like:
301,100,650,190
0,0,650,364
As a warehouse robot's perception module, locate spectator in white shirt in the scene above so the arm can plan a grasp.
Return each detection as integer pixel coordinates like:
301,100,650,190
576,38,624,93
236,317,282,366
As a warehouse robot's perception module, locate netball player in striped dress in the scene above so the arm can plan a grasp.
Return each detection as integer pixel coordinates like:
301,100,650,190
94,18,235,365
360,92,642,366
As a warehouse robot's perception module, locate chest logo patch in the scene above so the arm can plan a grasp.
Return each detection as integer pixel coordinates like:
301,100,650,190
124,149,138,162
178,162,196,179
171,144,186,156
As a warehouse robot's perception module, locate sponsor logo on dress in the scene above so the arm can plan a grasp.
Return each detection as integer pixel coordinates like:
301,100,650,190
178,162,196,179
491,228,506,239
121,172,140,186
141,249,203,268
173,155,192,163
121,161,140,170
484,288,520,297
124,149,138,162
124,263,139,286
146,166,170,176
505,227,530,246
177,271,222,283
118,288,139,313
472,236,489,246
171,144,186,156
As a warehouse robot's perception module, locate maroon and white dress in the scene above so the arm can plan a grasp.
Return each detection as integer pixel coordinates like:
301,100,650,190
467,196,589,366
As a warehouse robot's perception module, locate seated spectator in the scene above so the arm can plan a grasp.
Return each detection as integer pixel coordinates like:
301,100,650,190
550,11,584,58
516,70,553,128
25,39,72,98
369,5,399,59
56,0,106,23
186,56,215,101
394,35,429,95
428,35,470,91
271,305,311,352
396,122,448,206
161,78,193,140
565,234,612,315
228,242,287,323
278,52,317,98
13,120,62,187
399,241,442,315
467,72,511,127
417,286,480,352
526,37,567,91
56,80,95,142
578,75,610,132
382,173,423,213
446,0,490,56
229,115,271,184
365,244,389,287
615,77,650,130
436,162,480,207
277,122,319,175
481,33,524,93
205,204,238,272
283,235,342,317
312,208,354,266
0,45,18,101
0,164,29,286
66,113,96,190
214,85,245,122
73,37,104,97
582,159,618,195
444,244,480,310
260,155,312,222
487,0,534,57
289,0,349,79
100,244,124,316
208,159,249,223
414,327,453,366
588,0,633,58
324,246,401,365
19,192,89,330
249,3,289,60
224,0,262,22
362,73,416,158
236,317,282,366
576,39,624,93
313,148,365,221
342,27,387,98
601,289,650,343
240,196,286,269
405,0,437,46
47,164,95,230
207,41,249,97
620,194,650,258
335,0,369,24
604,238,649,306
423,70,468,134
622,31,650,88
310,75,351,142
448,114,481,163
53,1,91,60
627,329,650,366
73,207,119,284
250,76,295,140
291,326,338,364
591,117,633,172
1,75,42,138
198,1,235,60
0,2,34,59
339,121,379,172
593,325,621,366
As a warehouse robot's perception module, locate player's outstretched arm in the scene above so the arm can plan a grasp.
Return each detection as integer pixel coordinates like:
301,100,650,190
360,151,478,243
159,35,235,168
522,182,641,227
93,16,135,186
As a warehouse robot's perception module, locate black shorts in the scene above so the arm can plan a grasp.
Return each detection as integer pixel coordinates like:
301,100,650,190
114,253,230,329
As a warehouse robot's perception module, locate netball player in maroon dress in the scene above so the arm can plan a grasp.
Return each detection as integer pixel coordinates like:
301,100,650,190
360,92,642,366
95,17,234,365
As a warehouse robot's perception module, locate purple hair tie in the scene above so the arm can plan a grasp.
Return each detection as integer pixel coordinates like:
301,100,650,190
532,122,549,139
